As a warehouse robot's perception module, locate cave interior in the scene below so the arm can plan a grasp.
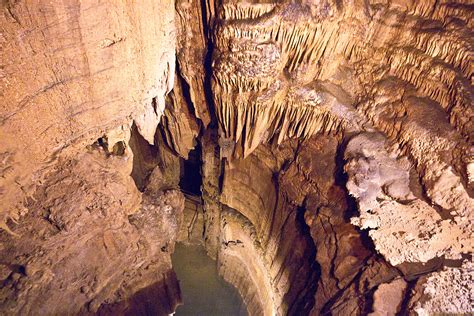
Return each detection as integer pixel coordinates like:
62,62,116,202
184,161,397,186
0,0,473,315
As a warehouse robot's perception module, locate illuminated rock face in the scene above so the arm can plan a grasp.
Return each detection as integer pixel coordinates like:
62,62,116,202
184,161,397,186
1,0,176,226
211,1,473,160
1,0,473,315
205,1,472,314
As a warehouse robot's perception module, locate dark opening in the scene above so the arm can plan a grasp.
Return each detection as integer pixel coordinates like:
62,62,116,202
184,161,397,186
112,141,126,156
128,124,160,191
179,145,202,195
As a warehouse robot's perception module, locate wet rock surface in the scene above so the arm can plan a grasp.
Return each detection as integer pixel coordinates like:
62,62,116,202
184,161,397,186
1,0,473,315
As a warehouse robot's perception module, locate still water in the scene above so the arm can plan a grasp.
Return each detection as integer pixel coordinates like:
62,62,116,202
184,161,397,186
171,243,247,316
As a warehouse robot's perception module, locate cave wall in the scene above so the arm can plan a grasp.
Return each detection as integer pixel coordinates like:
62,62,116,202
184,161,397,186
1,0,175,225
0,147,185,314
1,0,473,315
177,1,473,315
0,1,185,314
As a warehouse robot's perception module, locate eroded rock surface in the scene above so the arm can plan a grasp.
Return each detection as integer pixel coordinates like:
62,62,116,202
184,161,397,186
345,132,472,265
0,149,184,315
1,0,175,225
1,0,473,315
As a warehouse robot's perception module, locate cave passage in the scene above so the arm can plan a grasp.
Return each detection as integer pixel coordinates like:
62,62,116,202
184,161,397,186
174,145,248,315
172,243,247,316
179,146,203,195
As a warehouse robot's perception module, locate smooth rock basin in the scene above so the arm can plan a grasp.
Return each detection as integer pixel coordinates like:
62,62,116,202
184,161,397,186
172,243,247,316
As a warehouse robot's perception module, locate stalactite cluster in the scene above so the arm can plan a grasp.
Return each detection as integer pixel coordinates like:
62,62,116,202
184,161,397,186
0,0,472,315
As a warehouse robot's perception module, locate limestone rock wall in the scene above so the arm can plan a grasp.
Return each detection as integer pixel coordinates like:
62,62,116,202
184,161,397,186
175,0,212,127
197,1,473,314
1,0,473,315
217,142,319,315
160,73,201,160
0,1,184,314
0,148,184,314
1,0,175,226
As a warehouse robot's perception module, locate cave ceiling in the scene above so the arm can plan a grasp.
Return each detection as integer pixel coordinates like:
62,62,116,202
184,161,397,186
0,0,473,315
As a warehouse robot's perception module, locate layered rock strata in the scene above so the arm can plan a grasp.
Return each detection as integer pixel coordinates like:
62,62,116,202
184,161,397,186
200,1,473,314
1,0,176,228
1,0,473,315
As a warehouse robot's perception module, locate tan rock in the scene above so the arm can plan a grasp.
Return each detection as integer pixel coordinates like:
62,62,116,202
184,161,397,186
414,260,474,315
1,0,472,315
369,278,407,316
0,0,176,223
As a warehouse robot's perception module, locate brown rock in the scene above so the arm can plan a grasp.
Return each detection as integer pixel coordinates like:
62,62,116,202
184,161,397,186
1,0,472,315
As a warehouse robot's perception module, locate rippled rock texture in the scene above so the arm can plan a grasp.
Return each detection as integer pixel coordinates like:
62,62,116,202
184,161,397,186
1,0,473,315
0,148,184,314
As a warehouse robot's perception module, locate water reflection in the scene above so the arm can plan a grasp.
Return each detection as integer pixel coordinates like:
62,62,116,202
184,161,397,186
172,243,247,316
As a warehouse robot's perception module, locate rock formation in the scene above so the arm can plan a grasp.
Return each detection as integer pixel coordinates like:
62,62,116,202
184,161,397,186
1,0,472,315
